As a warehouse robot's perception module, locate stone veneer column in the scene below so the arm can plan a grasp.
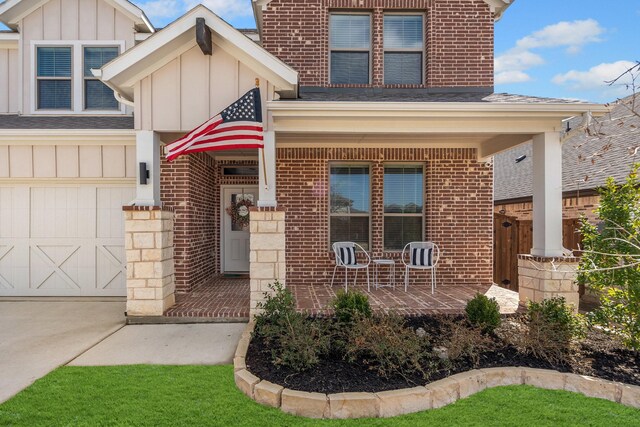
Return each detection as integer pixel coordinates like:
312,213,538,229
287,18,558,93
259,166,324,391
518,254,580,310
249,207,286,316
123,206,176,316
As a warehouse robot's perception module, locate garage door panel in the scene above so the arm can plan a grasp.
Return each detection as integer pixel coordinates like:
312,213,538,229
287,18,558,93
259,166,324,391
0,185,131,296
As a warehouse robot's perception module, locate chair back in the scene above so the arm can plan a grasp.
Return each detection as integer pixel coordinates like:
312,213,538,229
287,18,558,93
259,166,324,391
403,242,439,267
332,242,358,266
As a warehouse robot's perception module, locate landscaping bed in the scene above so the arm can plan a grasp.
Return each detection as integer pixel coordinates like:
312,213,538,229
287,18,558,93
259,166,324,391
247,314,640,394
246,284,640,395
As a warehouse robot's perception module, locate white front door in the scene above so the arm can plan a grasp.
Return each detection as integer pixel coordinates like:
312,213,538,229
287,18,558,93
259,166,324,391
222,187,258,273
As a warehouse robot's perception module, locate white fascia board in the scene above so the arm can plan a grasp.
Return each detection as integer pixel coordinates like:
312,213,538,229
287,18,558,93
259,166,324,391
0,0,49,29
104,0,154,33
100,5,298,100
483,0,513,21
267,101,610,118
0,32,19,49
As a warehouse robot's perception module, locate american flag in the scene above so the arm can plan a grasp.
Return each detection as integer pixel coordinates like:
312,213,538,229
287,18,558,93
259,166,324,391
165,88,264,162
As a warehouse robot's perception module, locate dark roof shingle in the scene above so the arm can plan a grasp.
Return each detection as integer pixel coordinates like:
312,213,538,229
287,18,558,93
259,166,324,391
0,115,135,129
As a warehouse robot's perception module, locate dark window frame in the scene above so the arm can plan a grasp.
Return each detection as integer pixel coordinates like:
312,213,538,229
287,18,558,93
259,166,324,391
383,13,425,85
329,12,372,85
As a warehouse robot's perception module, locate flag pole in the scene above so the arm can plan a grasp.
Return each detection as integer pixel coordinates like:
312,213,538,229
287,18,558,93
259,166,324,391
256,78,269,190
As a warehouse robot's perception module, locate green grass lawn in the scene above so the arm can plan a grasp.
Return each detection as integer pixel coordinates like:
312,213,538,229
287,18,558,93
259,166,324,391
0,365,638,426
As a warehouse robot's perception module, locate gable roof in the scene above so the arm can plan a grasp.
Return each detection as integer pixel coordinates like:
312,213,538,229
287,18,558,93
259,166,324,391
0,0,154,32
494,95,640,202
97,5,298,101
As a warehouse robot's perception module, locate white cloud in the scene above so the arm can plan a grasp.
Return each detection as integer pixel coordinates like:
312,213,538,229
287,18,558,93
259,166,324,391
516,19,604,54
552,60,637,93
186,0,254,20
137,0,183,20
136,0,253,23
495,70,532,85
495,19,605,86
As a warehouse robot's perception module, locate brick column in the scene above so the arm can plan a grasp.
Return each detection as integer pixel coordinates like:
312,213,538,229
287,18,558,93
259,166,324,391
249,207,286,316
123,206,175,316
518,255,580,310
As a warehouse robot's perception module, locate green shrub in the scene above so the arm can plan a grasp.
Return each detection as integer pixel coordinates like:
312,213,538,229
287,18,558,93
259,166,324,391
517,297,585,364
465,294,501,333
345,313,429,379
254,281,329,372
331,290,372,323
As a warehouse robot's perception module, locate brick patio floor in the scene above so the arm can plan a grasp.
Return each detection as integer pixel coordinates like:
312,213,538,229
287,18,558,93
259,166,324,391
164,276,250,319
163,275,520,320
292,282,520,316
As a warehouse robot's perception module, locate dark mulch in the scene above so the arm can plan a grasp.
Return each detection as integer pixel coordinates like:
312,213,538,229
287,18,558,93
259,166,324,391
245,314,640,394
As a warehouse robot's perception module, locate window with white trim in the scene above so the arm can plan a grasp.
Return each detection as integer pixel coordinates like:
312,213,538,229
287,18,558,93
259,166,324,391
383,165,424,250
32,41,124,114
330,14,371,85
36,47,72,110
383,14,424,85
83,46,119,110
330,165,370,249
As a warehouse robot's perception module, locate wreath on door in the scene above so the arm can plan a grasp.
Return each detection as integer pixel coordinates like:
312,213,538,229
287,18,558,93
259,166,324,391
226,198,254,228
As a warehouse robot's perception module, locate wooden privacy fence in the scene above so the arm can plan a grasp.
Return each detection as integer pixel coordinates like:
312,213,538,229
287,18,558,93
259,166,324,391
493,213,582,291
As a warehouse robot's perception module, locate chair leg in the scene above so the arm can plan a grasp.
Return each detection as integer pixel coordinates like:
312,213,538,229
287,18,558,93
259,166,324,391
405,266,409,292
344,267,348,291
331,265,337,287
366,267,370,292
431,268,435,294
354,269,358,286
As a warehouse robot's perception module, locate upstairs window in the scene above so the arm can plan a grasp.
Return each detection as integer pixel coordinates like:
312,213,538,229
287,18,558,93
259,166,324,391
37,47,72,110
383,15,424,85
330,165,370,249
383,165,424,250
84,47,119,110
330,14,371,85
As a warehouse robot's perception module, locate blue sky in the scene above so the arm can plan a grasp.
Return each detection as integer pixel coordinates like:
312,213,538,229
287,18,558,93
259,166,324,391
2,0,637,102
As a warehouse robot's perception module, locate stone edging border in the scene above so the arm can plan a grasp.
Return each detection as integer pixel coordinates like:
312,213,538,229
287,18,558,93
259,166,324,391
233,322,640,419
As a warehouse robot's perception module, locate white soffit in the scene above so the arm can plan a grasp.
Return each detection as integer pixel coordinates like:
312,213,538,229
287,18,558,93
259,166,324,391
99,5,298,101
0,31,19,48
0,0,154,32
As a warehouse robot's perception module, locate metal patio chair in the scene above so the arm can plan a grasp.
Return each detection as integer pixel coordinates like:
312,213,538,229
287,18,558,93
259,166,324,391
402,241,440,293
331,241,371,291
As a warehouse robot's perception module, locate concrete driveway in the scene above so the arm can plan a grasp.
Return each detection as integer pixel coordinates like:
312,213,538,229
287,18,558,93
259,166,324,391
0,301,125,403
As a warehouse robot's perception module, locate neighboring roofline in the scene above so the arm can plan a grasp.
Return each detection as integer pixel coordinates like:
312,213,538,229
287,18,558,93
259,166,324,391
494,188,599,206
0,30,18,48
0,0,154,32
0,128,136,139
98,5,298,101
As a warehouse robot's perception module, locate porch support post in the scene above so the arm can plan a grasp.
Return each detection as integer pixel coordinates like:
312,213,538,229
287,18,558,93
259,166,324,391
519,131,579,311
135,130,161,206
531,131,563,257
258,131,277,208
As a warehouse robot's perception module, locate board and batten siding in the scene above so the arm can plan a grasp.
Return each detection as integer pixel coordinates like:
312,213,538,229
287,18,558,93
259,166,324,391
0,143,136,179
135,43,275,132
0,47,19,113
20,0,137,114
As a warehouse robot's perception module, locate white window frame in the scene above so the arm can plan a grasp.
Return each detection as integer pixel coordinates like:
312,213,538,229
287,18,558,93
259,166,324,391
382,13,425,85
382,163,425,252
34,44,73,111
329,12,373,85
30,40,126,115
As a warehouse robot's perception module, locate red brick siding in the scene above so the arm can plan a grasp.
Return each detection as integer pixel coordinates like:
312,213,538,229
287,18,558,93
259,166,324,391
161,154,258,292
277,147,493,288
261,0,493,88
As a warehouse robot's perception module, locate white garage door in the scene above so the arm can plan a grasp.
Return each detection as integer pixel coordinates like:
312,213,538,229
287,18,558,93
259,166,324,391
0,185,135,296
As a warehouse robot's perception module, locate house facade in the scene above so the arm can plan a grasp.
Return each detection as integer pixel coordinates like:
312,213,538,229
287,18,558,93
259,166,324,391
0,0,609,316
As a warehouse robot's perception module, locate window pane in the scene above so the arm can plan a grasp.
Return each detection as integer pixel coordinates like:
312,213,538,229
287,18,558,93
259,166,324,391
384,216,423,251
331,52,369,84
384,166,423,213
330,14,370,49
330,165,370,214
37,47,71,77
84,47,119,77
384,15,423,49
85,80,118,110
331,216,369,249
38,80,71,109
384,52,422,85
